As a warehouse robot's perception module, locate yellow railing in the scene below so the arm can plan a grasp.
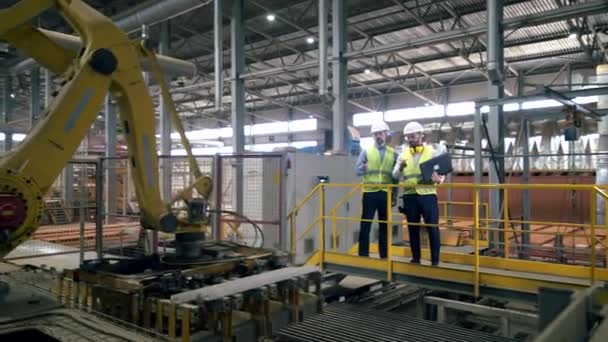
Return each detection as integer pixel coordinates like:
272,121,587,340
288,182,608,297
288,183,322,259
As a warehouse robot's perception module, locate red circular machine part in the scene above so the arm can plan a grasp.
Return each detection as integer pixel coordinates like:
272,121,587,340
0,194,26,229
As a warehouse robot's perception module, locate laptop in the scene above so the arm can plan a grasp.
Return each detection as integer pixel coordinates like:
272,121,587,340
419,153,453,184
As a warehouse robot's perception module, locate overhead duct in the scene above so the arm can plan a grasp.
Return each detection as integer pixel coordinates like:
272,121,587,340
116,0,214,33
10,0,212,75
596,64,608,224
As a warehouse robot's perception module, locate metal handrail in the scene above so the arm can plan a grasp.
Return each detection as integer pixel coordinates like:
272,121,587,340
288,182,608,295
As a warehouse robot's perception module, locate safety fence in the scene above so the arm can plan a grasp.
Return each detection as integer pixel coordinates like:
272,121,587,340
289,182,608,296
5,153,285,262
98,154,284,258
4,160,100,262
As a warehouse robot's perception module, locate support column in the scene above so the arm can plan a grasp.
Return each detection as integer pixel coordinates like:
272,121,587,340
332,0,347,154
319,0,329,98
30,67,40,129
474,107,483,184
4,134,12,152
486,0,505,250
44,69,53,107
3,76,12,151
231,0,245,214
596,64,608,225
521,118,531,257
287,108,294,145
443,92,453,227
159,21,172,202
104,96,117,223
141,24,151,86
214,0,224,111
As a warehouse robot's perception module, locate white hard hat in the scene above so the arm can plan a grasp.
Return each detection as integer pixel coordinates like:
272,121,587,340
370,121,390,133
403,121,424,135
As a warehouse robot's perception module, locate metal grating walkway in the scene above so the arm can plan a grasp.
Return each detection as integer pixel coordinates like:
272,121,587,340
277,303,519,342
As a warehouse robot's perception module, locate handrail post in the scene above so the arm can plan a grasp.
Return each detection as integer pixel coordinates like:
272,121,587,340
319,184,325,270
590,190,596,284
484,203,489,243
605,197,608,269
474,188,481,298
331,209,338,252
290,213,296,263
504,189,510,259
387,185,393,282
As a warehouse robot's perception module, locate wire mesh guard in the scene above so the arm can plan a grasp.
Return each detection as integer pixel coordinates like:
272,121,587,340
217,155,283,249
96,154,284,258
4,161,100,261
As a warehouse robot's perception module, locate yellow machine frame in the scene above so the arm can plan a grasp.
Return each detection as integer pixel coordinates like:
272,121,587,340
0,0,210,259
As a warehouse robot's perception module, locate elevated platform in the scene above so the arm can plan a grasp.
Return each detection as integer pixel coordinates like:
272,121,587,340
308,249,603,303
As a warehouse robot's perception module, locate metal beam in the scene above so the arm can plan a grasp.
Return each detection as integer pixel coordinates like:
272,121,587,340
29,67,40,129
214,0,224,111
231,0,245,214
2,76,12,151
544,86,602,119
319,0,329,98
104,96,117,223
438,1,520,78
521,117,530,257
159,21,172,204
11,0,212,75
44,69,52,107
237,12,378,115
476,86,608,108
487,0,505,250
474,107,483,184
344,0,608,60
424,296,538,321
332,0,347,154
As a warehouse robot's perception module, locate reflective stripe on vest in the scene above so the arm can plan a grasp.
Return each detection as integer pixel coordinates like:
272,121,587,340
363,146,395,192
401,146,436,195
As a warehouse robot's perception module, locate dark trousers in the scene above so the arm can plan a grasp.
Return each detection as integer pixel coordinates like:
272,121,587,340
402,193,440,264
359,191,388,258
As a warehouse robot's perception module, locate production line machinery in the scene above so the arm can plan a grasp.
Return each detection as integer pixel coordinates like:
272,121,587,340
0,1,324,341
1,1,608,342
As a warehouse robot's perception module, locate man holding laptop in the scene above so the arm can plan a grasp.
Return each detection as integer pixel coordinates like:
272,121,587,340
392,121,449,266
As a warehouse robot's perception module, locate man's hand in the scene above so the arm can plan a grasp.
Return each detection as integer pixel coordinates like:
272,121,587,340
398,160,407,171
431,171,445,184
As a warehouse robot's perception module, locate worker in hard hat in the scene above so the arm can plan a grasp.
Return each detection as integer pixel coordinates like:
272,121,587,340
392,121,445,266
355,121,398,259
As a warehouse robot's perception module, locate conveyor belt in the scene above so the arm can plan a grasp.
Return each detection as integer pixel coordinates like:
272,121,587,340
276,303,518,342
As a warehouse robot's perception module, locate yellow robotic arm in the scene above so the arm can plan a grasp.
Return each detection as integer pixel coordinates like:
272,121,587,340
0,0,208,259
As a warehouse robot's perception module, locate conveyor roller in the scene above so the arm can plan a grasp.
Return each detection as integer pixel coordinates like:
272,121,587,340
276,302,519,342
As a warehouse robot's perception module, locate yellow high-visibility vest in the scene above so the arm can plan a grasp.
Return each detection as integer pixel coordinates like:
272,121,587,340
401,145,437,195
362,146,395,193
